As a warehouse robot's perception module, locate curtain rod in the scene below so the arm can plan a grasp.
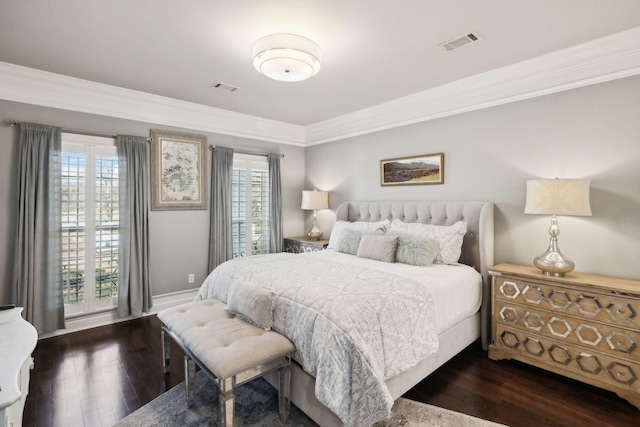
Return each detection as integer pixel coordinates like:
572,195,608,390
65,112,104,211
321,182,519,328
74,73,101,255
6,119,150,141
209,144,284,158
6,121,281,155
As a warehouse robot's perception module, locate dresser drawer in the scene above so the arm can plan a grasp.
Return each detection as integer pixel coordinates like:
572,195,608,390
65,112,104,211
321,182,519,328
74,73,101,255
493,324,640,395
494,299,640,358
493,276,640,330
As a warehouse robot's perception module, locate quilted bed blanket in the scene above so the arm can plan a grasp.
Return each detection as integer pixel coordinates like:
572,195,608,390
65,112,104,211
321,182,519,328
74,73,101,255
195,251,439,427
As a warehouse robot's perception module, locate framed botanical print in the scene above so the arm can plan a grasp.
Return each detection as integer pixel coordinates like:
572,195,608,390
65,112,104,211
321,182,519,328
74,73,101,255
150,129,208,210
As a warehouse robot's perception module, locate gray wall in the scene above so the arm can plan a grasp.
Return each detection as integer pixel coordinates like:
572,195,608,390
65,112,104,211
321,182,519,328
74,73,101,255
0,100,306,303
2,74,638,307
306,75,640,280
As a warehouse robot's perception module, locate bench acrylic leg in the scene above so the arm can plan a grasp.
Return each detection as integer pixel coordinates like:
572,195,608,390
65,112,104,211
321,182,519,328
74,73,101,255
185,356,196,407
277,357,291,423
220,377,236,427
161,328,171,373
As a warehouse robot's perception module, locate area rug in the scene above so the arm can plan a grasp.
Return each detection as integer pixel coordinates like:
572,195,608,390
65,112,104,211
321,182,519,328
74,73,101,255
114,371,506,427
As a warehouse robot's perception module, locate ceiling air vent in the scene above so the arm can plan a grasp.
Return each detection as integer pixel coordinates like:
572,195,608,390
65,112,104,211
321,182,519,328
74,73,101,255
211,82,239,92
440,33,480,51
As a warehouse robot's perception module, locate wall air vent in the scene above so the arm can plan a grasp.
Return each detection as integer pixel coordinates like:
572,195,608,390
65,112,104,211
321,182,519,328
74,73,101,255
440,33,480,51
211,82,239,92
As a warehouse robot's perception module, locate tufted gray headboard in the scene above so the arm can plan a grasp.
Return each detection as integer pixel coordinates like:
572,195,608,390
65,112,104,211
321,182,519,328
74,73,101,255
335,201,495,349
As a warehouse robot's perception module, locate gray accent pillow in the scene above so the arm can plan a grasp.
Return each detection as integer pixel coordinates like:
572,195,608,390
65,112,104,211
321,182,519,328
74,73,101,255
394,233,439,266
226,279,273,330
336,229,363,255
356,234,398,263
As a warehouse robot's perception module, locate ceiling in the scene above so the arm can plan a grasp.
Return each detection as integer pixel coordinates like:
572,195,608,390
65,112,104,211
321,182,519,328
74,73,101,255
1,1,640,128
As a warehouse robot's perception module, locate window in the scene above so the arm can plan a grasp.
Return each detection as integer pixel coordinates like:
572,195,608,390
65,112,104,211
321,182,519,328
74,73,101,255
61,133,119,316
231,154,270,258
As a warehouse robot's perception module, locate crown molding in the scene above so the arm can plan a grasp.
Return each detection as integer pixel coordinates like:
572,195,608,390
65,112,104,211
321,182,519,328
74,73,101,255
1,26,639,147
0,61,306,146
305,26,640,145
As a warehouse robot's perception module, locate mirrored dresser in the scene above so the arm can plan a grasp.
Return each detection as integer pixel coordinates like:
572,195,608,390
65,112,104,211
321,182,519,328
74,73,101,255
488,263,640,410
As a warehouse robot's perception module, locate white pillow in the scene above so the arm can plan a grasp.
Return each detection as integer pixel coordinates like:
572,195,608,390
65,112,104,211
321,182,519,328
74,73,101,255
327,220,390,249
389,219,467,264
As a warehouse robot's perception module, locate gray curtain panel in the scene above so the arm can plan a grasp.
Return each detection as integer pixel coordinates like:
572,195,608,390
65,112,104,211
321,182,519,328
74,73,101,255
13,123,65,334
268,153,283,253
116,135,152,317
208,146,234,272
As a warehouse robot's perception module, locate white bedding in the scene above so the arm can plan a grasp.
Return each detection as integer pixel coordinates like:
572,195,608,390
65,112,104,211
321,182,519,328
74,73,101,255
321,250,483,333
195,250,481,427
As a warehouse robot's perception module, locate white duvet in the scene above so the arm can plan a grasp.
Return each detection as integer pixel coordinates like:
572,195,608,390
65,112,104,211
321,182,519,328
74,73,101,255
195,250,481,427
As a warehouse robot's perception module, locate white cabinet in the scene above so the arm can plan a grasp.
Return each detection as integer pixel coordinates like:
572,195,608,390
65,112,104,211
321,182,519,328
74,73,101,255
0,308,37,427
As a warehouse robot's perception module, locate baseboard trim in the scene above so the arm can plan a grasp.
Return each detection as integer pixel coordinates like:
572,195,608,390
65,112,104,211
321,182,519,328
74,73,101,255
38,288,199,340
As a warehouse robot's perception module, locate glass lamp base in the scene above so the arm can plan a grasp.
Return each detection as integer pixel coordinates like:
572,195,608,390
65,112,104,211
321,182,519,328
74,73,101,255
307,227,323,241
533,237,574,277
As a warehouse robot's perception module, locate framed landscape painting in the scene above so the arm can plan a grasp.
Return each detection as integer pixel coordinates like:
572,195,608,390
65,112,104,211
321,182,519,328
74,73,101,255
150,129,208,210
380,153,444,186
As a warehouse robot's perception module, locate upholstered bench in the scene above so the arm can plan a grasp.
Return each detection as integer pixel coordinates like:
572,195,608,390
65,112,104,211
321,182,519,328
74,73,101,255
158,297,295,426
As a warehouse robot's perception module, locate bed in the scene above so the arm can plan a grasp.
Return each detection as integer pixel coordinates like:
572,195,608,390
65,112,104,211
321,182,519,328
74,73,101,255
195,200,494,426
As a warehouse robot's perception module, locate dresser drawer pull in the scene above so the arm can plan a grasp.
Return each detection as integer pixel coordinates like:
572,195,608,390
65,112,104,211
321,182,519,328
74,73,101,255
498,330,520,349
606,331,637,354
499,306,519,324
605,301,636,323
499,281,520,299
606,362,638,386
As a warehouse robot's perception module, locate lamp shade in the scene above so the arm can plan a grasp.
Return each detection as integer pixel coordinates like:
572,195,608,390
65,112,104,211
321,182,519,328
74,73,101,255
253,34,321,82
301,190,329,210
524,179,592,216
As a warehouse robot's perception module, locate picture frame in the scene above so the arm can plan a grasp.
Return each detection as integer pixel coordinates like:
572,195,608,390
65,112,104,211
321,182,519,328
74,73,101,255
380,153,444,186
150,129,208,210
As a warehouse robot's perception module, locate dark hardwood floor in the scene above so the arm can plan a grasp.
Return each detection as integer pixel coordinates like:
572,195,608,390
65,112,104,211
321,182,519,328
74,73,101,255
23,316,639,427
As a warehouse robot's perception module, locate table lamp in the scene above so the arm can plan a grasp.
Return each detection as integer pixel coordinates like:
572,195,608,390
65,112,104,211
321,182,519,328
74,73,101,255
301,190,329,241
524,178,591,276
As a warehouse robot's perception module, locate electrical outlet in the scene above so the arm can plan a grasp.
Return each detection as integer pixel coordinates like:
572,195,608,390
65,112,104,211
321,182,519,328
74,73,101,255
188,273,195,284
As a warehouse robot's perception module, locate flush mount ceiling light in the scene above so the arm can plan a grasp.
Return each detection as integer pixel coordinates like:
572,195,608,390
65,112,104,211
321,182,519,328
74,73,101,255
253,34,321,82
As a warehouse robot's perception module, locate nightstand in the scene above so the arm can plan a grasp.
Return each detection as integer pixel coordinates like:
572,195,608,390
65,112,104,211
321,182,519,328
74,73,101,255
488,263,640,410
284,236,329,253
